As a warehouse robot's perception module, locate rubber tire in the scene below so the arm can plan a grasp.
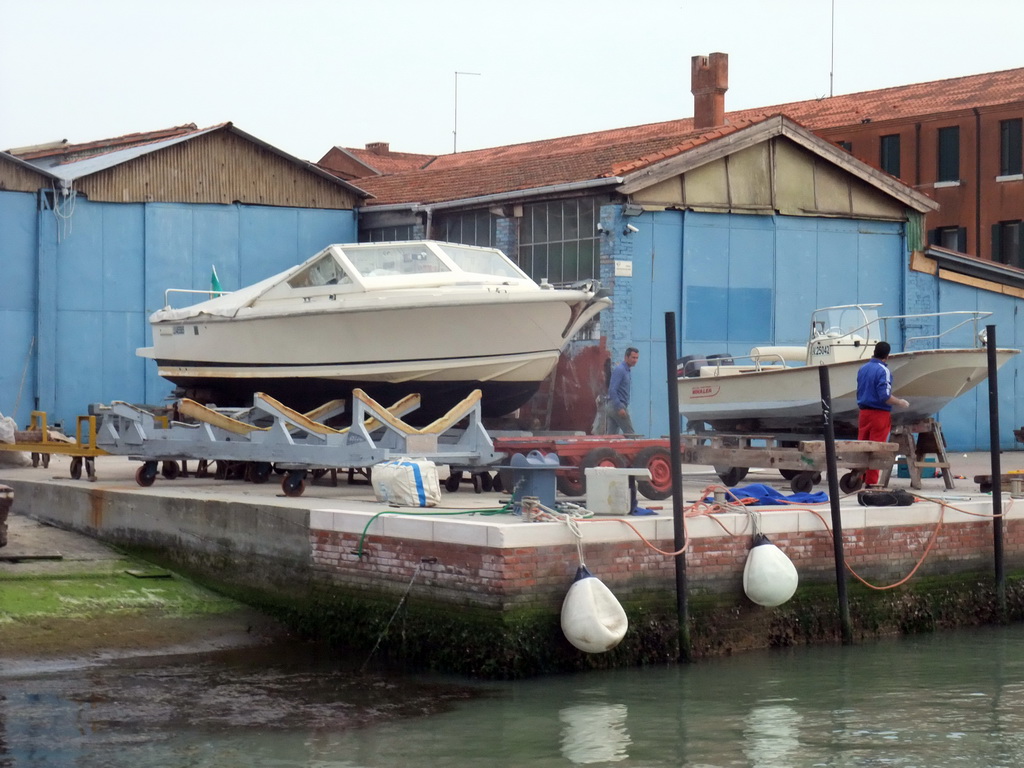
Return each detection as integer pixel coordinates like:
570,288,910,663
161,461,180,480
779,468,801,480
444,471,463,492
715,466,749,487
282,472,306,497
135,462,158,487
840,471,865,494
556,455,585,497
478,472,494,492
633,446,673,500
790,472,816,494
576,447,628,496
251,462,272,484
70,456,82,480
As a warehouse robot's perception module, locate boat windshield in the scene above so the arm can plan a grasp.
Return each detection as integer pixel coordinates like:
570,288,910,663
287,252,353,288
811,305,882,341
439,244,528,280
344,244,451,278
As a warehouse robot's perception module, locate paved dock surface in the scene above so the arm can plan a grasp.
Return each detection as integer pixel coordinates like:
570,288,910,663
2,449,1021,560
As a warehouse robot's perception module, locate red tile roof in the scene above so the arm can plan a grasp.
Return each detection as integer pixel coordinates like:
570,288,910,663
356,65,1024,206
345,146,434,175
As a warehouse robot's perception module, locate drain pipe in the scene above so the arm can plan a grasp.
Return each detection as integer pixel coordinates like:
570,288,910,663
986,324,1006,617
819,365,852,644
664,311,691,662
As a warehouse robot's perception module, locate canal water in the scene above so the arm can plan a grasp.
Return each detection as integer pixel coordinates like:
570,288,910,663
4,623,1024,767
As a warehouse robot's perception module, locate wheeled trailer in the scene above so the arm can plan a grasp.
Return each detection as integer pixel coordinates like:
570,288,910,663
92,389,502,497
492,435,674,499
0,411,109,480
680,432,899,493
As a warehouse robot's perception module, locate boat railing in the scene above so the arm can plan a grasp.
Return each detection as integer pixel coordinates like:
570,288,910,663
163,288,228,308
811,309,993,350
885,310,992,349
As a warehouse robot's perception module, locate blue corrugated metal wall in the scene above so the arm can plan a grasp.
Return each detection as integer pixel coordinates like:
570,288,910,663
625,210,906,441
0,191,39,424
619,207,1022,450
0,190,356,428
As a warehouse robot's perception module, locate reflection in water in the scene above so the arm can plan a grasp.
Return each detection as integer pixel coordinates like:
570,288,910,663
6,626,1024,766
559,703,631,764
742,703,802,767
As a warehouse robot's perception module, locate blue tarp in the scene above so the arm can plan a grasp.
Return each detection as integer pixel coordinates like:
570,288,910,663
707,483,829,506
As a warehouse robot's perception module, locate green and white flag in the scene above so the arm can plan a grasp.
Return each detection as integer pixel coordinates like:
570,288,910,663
211,265,223,296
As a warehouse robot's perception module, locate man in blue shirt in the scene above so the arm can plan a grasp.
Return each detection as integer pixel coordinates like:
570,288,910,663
606,347,639,435
856,341,909,486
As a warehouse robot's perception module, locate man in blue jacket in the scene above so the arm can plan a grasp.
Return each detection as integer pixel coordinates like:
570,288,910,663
856,341,909,486
606,347,639,435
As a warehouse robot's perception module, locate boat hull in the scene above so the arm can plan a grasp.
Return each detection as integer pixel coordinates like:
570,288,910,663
679,348,1018,435
142,293,607,418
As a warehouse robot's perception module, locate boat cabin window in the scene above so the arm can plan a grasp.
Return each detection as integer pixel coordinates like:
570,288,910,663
287,253,352,289
346,245,450,277
441,244,527,279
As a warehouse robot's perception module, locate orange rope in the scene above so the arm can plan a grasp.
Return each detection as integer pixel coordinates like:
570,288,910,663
571,483,1009,592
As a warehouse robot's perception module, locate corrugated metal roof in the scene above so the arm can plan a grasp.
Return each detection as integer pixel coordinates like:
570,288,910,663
15,122,370,198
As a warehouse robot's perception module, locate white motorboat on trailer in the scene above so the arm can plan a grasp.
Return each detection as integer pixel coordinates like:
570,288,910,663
138,241,611,418
677,304,1018,435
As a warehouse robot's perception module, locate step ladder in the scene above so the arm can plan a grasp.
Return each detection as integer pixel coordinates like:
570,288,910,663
879,418,955,490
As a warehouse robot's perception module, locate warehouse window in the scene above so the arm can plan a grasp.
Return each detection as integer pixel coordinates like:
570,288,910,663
880,134,901,177
519,199,600,283
436,210,498,247
1000,119,1023,177
937,127,960,182
993,220,1023,268
360,225,416,243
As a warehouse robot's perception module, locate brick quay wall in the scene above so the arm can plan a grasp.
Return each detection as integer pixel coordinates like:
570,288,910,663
4,458,1024,677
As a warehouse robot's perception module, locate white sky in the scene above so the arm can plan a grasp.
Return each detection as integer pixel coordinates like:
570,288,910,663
2,0,1022,162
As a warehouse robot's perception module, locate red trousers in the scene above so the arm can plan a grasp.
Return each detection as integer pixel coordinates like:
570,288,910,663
858,408,892,485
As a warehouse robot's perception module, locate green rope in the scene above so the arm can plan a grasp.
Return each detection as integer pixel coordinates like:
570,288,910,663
353,503,515,557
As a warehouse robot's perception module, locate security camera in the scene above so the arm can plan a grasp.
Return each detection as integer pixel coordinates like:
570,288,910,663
596,222,605,232
624,224,639,234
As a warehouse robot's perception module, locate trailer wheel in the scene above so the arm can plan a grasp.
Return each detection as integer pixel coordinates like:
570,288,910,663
633,446,673,500
715,466,748,487
790,472,816,494
70,456,83,480
444,471,463,492
161,461,180,480
135,462,158,487
478,471,494,492
282,471,306,497
779,468,800,480
556,456,585,496
840,471,865,494
250,462,272,484
575,448,628,496
496,468,513,495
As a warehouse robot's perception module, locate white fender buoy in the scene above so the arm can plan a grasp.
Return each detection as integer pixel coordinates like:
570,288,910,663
560,565,628,653
742,534,798,607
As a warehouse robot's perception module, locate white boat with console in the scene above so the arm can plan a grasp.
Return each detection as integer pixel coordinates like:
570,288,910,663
138,241,611,418
677,304,1018,435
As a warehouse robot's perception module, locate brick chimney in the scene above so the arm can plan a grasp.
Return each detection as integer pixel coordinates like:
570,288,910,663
691,52,728,129
365,142,390,154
